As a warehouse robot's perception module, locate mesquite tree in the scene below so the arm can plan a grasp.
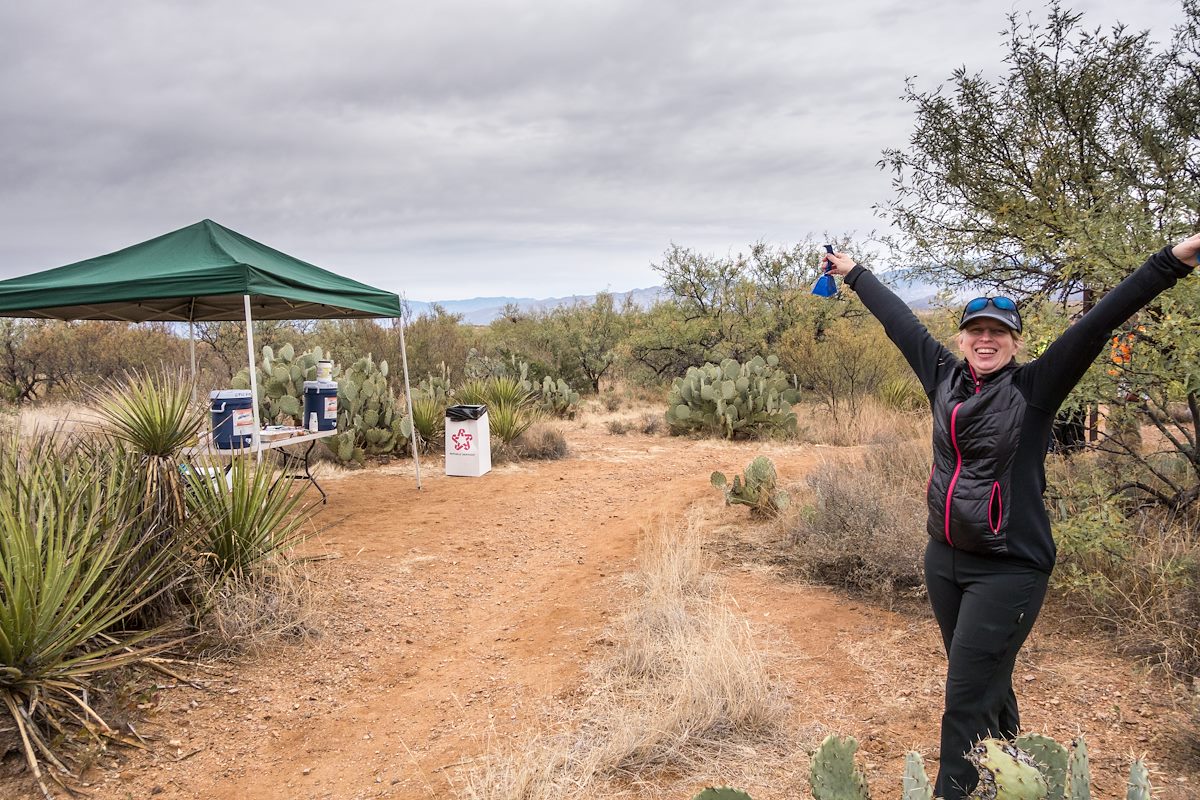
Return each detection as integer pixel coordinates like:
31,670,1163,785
879,1,1200,510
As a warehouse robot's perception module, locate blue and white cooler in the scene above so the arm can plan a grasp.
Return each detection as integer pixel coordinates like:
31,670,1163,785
210,389,255,449
302,380,339,433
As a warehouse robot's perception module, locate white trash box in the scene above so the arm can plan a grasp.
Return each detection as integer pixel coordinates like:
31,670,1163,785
445,404,491,477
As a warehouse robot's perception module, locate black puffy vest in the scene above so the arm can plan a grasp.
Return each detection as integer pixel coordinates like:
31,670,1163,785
926,362,1025,556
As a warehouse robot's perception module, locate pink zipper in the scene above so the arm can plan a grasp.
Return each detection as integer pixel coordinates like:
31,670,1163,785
943,369,982,546
988,481,1003,533
944,403,964,545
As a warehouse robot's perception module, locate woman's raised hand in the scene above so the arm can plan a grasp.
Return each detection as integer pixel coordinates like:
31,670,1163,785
1172,233,1200,267
822,250,858,277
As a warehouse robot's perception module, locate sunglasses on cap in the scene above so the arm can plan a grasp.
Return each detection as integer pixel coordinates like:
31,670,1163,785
959,296,1022,333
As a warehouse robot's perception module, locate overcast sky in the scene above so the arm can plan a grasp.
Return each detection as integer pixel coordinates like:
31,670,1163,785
0,1,1186,301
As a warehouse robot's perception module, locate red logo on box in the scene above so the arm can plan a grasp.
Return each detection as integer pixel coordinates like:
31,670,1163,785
451,428,473,452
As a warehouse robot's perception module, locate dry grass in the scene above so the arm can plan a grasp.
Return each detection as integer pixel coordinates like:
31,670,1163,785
516,423,570,460
779,436,930,605
609,412,667,438
191,557,319,658
794,397,931,447
16,400,101,438
455,514,794,799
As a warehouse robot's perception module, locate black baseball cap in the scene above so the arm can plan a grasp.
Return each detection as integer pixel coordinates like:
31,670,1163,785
958,296,1022,334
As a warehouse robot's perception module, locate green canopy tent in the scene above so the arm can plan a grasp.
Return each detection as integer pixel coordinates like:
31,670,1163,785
0,219,422,486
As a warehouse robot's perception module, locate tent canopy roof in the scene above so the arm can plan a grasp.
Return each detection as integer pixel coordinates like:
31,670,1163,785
0,219,402,321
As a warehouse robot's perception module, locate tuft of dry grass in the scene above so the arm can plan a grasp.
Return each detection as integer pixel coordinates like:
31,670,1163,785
455,514,793,799
192,558,319,658
516,423,570,460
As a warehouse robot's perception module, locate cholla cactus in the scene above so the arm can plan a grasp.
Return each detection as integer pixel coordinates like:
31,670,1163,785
711,456,790,517
666,355,799,440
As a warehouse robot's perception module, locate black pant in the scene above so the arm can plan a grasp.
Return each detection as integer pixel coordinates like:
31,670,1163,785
924,540,1049,799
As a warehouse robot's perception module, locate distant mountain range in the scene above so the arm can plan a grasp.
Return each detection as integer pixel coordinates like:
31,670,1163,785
408,272,955,324
407,286,668,325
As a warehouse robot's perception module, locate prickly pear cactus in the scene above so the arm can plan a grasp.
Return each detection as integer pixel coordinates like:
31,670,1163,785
1125,759,1151,800
666,355,800,440
330,354,411,463
809,734,869,800
1015,733,1069,800
1067,736,1090,800
690,788,753,800
537,375,580,418
902,751,933,800
711,456,790,517
233,344,332,425
967,738,1048,800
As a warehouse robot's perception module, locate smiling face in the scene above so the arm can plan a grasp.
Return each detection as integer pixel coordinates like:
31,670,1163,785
957,320,1020,375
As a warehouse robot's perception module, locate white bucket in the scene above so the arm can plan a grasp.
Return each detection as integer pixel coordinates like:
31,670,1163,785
316,360,334,382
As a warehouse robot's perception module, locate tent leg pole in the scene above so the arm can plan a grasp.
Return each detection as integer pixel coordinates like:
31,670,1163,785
189,319,197,403
244,296,263,463
397,315,421,490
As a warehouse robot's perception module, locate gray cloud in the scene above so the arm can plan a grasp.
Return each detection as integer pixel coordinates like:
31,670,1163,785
0,0,1185,299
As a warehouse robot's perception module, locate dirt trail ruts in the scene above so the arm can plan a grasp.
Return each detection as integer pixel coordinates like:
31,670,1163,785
1,423,1194,799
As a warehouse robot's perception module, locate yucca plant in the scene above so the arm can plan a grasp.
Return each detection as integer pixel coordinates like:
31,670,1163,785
485,375,535,409
0,435,180,796
455,378,490,407
91,369,205,529
183,456,313,579
410,395,446,451
487,401,541,446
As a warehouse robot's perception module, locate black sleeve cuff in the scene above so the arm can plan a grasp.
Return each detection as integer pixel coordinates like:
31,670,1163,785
844,264,866,289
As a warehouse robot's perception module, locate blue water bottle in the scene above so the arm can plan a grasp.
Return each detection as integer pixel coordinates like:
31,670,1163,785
812,244,837,297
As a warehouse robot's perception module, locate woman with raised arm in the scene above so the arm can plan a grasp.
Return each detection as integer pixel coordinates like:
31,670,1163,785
821,234,1200,799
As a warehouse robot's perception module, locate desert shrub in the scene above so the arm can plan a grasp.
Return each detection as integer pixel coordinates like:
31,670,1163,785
780,318,904,426
606,418,633,435
91,368,205,530
602,392,622,412
516,423,569,460
785,437,929,601
1047,453,1200,679
639,412,664,435
454,374,541,447
487,401,540,446
794,396,931,447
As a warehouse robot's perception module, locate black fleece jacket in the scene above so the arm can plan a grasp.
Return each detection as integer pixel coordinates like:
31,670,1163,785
844,247,1194,573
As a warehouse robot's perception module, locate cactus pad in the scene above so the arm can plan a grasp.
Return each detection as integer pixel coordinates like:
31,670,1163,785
809,734,869,800
902,751,933,800
690,788,754,800
968,738,1048,800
